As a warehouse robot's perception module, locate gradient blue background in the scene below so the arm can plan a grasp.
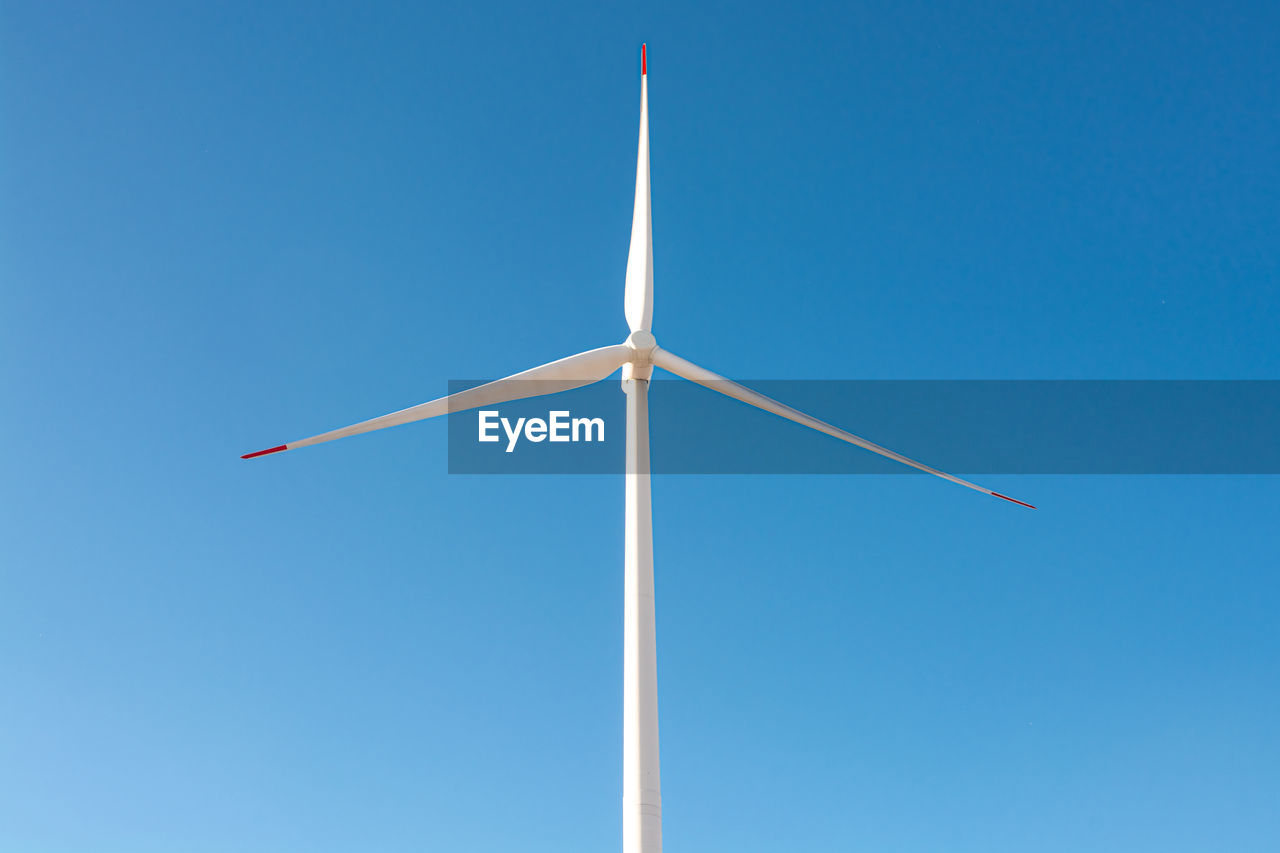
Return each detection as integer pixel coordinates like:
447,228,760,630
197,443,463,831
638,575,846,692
3,2,1278,851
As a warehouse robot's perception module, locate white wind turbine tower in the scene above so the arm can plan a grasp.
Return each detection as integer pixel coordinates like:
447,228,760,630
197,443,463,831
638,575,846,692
242,44,1034,853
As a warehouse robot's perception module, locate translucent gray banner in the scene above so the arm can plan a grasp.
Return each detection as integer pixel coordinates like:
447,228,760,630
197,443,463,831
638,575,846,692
446,380,1280,474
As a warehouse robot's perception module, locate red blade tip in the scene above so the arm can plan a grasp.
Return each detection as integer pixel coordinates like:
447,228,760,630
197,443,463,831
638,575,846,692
992,491,1036,509
241,445,287,460
641,44,646,75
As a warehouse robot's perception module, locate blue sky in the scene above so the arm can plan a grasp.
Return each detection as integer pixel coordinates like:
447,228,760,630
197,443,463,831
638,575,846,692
2,1,1278,851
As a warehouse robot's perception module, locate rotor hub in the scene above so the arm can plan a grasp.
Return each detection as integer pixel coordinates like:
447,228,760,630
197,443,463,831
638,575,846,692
623,330,657,381
627,330,657,355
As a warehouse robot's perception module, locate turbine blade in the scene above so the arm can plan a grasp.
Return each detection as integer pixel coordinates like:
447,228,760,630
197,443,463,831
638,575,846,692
241,344,632,458
651,348,1035,508
624,44,653,333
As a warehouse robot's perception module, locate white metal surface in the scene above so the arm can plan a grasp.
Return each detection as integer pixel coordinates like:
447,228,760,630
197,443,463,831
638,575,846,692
623,377,662,853
624,46,653,334
651,347,1034,506
242,344,631,456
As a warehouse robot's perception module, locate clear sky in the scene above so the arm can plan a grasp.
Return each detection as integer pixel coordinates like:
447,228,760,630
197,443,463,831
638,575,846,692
3,2,1278,851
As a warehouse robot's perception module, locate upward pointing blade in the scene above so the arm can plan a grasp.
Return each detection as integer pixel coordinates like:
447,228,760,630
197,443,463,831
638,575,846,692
624,44,653,333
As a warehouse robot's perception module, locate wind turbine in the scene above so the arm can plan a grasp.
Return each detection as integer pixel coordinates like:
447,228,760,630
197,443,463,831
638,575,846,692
242,44,1034,853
